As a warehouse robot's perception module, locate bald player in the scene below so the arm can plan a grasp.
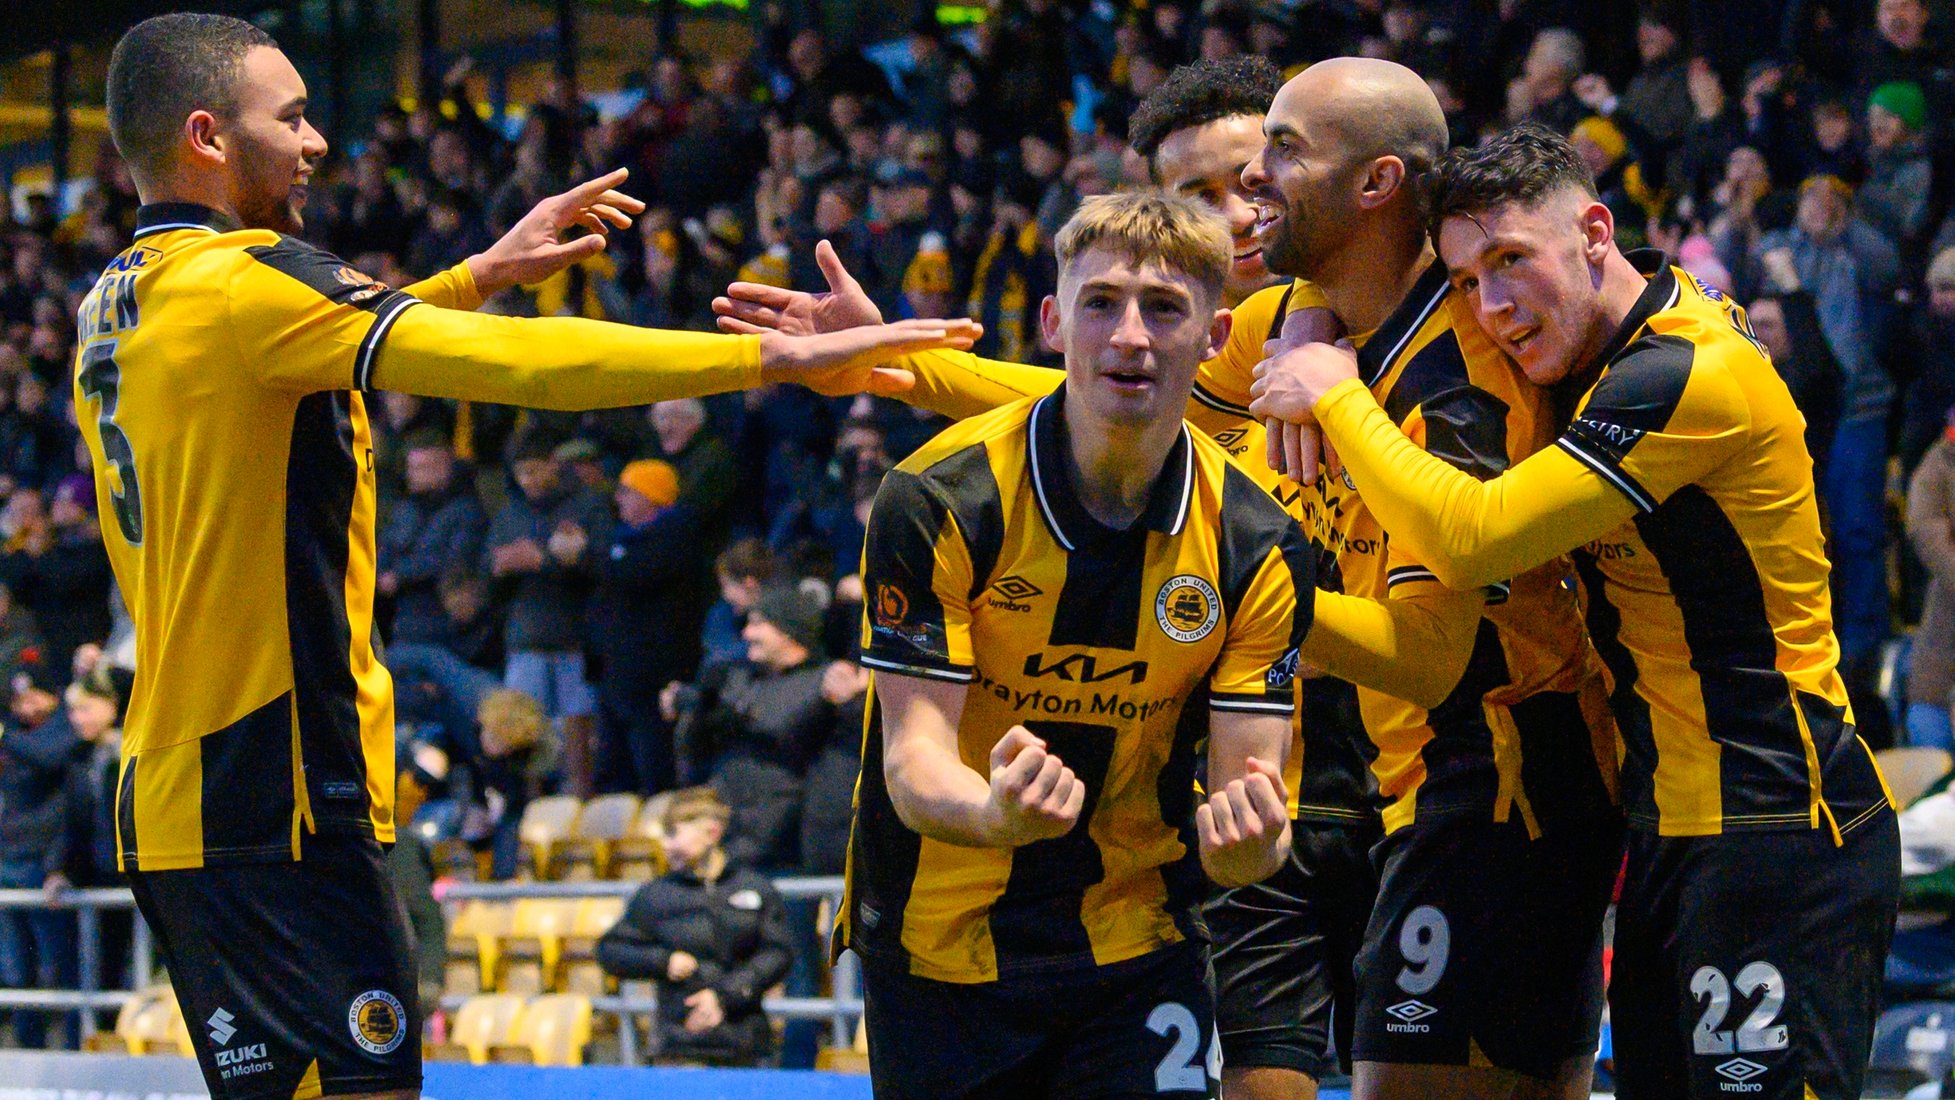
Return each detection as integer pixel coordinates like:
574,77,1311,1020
1218,59,1624,1100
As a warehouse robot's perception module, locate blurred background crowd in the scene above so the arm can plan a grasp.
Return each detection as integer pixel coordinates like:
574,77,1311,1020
5,0,1955,1063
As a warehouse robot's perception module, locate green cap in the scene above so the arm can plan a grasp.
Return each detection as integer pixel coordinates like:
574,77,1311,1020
1870,81,1927,132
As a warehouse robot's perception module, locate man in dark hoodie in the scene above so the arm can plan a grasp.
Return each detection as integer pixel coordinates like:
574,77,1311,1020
595,786,792,1066
594,459,703,795
486,433,612,794
379,431,487,645
0,655,79,1047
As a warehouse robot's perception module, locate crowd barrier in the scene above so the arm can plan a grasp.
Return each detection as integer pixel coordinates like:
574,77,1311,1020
0,876,860,1059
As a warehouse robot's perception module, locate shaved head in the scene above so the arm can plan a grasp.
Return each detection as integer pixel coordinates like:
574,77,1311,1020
1274,57,1448,179
1243,57,1449,282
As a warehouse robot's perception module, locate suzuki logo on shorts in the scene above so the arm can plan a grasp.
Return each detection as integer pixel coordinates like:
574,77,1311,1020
1022,652,1149,684
216,1043,270,1067
1715,1058,1768,1091
1383,1000,1436,1033
207,1007,237,1046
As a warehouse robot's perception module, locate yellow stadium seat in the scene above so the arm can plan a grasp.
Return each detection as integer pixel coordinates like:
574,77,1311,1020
815,1018,870,1073
448,899,517,993
609,796,671,881
92,985,191,1056
558,896,626,995
517,795,583,880
496,994,592,1067
559,793,641,880
1877,745,1953,808
446,993,526,1064
499,898,581,994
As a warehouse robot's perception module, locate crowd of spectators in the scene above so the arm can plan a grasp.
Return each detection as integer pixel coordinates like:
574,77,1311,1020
5,0,1955,1060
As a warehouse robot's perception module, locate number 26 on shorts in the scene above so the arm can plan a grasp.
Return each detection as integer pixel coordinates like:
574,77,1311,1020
1147,1001,1220,1093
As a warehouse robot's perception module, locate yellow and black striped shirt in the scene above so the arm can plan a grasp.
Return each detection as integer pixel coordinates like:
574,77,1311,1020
1315,252,1893,836
844,386,1313,982
76,202,764,870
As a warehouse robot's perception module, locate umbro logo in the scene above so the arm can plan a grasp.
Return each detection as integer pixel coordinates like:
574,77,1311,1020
1384,1000,1446,1031
1384,1000,1436,1024
988,575,1042,612
1213,428,1248,448
990,575,1043,600
1715,1058,1767,1083
208,1007,237,1046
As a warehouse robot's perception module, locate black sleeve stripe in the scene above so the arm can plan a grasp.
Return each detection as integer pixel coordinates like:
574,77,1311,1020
1484,580,1512,606
1190,381,1252,418
1210,694,1295,715
1386,566,1439,587
1557,437,1657,513
247,237,424,391
355,292,421,392
859,655,975,683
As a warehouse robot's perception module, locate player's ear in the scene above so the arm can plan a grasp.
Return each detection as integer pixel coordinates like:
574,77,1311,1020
183,110,226,167
1359,155,1407,210
1039,294,1063,355
1204,306,1233,362
1580,198,1615,265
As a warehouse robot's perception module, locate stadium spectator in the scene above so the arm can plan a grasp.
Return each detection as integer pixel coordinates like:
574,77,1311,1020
486,433,610,793
699,539,777,680
1898,248,1955,474
1860,82,1934,244
56,669,129,999
1753,175,1902,664
0,482,111,675
0,655,78,1048
593,459,701,795
1748,246,1845,485
378,430,487,645
595,787,792,1066
1909,412,1955,753
664,584,832,868
462,688,558,879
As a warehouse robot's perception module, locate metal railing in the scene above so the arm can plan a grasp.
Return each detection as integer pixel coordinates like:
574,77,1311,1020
440,876,862,1064
0,887,151,1041
0,877,861,1062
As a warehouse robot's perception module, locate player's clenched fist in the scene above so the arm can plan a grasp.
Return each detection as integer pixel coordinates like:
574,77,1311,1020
1197,757,1292,888
985,727,1086,846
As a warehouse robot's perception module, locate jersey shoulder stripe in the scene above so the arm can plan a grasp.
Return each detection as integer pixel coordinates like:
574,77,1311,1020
243,237,422,392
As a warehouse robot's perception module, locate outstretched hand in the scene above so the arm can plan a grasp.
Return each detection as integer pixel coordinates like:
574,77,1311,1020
759,317,982,397
714,239,884,335
467,168,646,297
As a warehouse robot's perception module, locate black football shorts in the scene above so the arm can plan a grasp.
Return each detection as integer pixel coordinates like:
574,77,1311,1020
127,834,421,1100
1204,816,1380,1079
1350,805,1623,1079
1609,808,1899,1100
862,940,1217,1099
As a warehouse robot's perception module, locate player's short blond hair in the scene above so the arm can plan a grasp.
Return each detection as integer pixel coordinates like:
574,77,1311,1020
1054,191,1233,306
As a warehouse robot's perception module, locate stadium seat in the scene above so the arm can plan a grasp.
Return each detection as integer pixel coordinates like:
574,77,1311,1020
432,837,481,882
448,899,518,994
561,896,627,995
816,1018,870,1073
492,994,592,1066
609,795,671,881
443,993,526,1064
517,795,583,880
1879,746,1953,808
498,898,581,994
87,985,193,1056
559,793,641,880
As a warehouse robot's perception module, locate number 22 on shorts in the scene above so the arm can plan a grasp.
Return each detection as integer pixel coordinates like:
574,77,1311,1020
1691,962,1790,1055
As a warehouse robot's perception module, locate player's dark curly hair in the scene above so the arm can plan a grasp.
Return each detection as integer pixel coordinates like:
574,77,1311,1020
1426,122,1599,239
108,13,279,181
1128,56,1284,177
